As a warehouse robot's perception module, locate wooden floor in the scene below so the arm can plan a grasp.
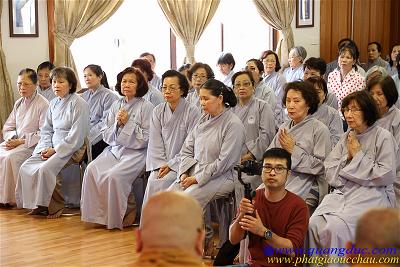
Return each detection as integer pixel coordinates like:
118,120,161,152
0,207,213,267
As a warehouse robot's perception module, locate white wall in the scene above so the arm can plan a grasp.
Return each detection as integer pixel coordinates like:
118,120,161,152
292,0,320,58
1,0,49,100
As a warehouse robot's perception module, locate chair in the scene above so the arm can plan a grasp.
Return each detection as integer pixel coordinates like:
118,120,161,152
62,138,92,215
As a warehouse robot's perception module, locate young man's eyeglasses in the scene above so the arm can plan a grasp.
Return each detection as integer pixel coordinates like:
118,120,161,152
262,165,288,174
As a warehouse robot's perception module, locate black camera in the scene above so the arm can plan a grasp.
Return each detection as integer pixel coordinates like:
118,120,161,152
234,160,262,176
234,160,262,202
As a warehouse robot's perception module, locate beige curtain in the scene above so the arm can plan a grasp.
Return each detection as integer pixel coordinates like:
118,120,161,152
53,0,124,72
0,0,14,128
252,0,295,67
158,0,220,64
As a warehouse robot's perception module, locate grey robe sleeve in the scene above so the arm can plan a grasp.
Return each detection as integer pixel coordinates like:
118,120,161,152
178,127,197,177
24,100,49,148
340,132,397,186
167,106,201,172
54,99,90,159
34,106,54,154
196,121,245,186
246,103,275,161
102,102,120,146
147,107,168,171
291,124,331,176
2,102,18,140
116,102,153,149
324,137,348,188
328,111,344,147
88,92,118,144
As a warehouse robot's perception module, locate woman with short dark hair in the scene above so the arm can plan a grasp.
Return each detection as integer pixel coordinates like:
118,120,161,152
16,67,89,218
268,81,331,212
143,70,201,203
367,76,400,206
328,44,365,110
81,67,154,229
309,90,397,251
260,50,287,126
306,76,343,146
186,62,215,109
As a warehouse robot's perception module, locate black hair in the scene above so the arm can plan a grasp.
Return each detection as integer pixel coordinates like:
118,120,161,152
19,68,37,84
305,76,328,103
303,57,327,75
161,69,190,98
84,64,110,88
131,59,154,82
37,61,55,72
246,58,264,80
283,81,319,115
217,52,235,69
231,70,255,88
388,44,400,68
366,76,398,108
201,79,237,108
341,91,379,127
115,67,149,98
178,63,191,72
50,67,78,94
140,52,156,62
396,53,400,76
187,62,215,81
368,41,382,53
263,148,292,170
337,38,353,48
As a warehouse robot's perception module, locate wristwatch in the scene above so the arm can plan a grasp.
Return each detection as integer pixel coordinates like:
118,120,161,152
263,229,273,240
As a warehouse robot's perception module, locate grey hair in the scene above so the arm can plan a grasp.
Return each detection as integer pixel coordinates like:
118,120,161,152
366,66,388,80
290,46,307,62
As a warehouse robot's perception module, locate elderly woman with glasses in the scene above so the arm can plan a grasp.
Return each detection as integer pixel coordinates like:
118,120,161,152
185,63,215,109
143,70,201,204
309,90,397,252
231,70,276,206
0,69,49,206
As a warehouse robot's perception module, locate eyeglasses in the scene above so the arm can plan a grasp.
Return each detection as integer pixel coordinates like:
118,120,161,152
262,59,276,63
262,165,288,174
192,74,207,80
161,86,180,92
342,107,362,114
233,81,252,89
17,82,34,87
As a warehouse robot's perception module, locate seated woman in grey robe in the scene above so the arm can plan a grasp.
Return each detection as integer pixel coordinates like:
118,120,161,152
366,75,400,207
168,79,245,207
16,67,89,218
81,64,118,159
306,76,344,146
0,68,48,206
267,81,331,213
231,70,276,206
81,67,154,229
143,70,200,204
309,91,397,255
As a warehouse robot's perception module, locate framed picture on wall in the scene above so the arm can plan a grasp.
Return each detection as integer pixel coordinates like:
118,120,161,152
8,0,39,37
296,0,314,28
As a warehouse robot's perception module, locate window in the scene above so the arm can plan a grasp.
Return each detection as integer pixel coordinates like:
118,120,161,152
71,0,272,87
